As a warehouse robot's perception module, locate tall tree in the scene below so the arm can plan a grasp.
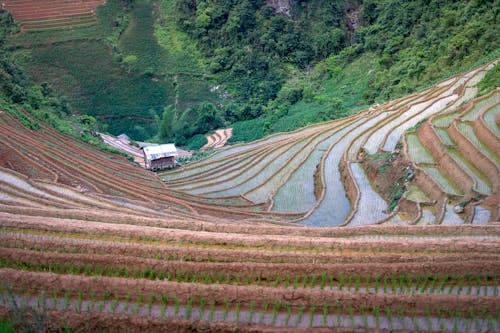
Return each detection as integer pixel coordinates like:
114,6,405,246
159,105,176,141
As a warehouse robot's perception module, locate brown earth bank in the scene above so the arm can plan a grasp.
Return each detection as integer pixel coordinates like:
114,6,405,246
475,111,500,155
0,307,433,333
412,167,447,202
0,141,57,182
0,205,215,226
2,248,500,281
2,269,498,317
448,118,500,190
2,213,500,251
339,158,358,216
416,122,473,196
3,235,499,264
2,225,500,259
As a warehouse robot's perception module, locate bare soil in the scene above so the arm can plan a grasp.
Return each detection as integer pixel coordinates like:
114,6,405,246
2,248,500,282
3,234,499,265
3,212,500,255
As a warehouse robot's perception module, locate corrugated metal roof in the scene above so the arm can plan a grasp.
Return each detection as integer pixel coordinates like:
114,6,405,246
143,144,178,161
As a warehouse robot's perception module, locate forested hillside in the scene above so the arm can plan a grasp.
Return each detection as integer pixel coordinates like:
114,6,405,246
171,0,498,142
2,0,499,145
0,9,129,157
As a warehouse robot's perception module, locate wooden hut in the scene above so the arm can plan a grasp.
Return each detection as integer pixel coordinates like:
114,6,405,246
143,144,178,170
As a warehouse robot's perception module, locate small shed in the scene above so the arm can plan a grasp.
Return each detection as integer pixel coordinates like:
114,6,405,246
117,133,131,142
143,144,178,170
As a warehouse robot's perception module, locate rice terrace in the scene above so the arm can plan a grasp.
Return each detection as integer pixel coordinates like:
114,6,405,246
2,0,105,31
0,0,499,332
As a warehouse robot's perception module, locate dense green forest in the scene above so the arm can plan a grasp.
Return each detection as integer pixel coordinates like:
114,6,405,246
173,0,498,142
3,0,500,147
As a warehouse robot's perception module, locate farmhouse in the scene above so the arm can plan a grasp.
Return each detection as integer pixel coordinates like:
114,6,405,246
143,144,178,170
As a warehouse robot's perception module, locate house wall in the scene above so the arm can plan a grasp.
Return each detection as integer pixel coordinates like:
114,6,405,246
150,156,175,170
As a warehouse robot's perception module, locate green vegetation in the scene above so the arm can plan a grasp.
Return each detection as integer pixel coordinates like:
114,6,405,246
0,317,17,333
272,54,373,129
230,117,266,142
9,0,221,142
0,13,24,103
478,63,500,96
168,0,499,143
159,101,223,145
14,0,173,140
0,10,131,159
27,40,170,139
351,0,498,101
156,0,204,73
173,0,349,105
2,0,499,146
119,2,168,73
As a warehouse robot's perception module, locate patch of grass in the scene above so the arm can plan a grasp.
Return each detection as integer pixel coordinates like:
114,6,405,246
156,0,206,74
119,2,167,73
478,62,500,96
0,317,17,333
10,25,102,46
175,75,218,112
405,184,431,203
230,117,267,143
185,133,207,151
303,53,376,111
26,40,170,140
175,150,211,166
232,53,375,141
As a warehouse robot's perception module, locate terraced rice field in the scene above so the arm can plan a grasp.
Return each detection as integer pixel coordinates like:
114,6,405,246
271,119,360,213
483,104,500,136
448,149,492,195
302,113,391,227
418,166,463,197
345,163,392,226
2,0,106,31
164,61,498,226
1,221,500,332
406,133,436,164
0,62,499,332
460,92,499,122
202,128,233,150
455,122,500,164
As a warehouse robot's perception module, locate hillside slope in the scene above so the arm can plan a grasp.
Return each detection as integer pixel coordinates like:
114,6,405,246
162,61,499,226
1,58,500,331
170,0,499,142
0,4,499,330
2,0,498,145
4,0,220,142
